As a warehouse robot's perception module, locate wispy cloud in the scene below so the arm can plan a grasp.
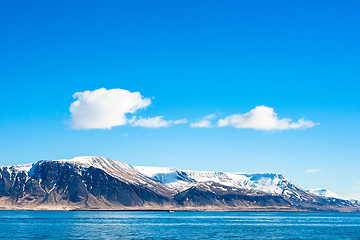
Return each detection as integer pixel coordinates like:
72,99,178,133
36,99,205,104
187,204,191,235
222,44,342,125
203,113,217,120
131,116,187,128
190,113,217,128
218,106,318,131
305,168,321,173
173,119,188,125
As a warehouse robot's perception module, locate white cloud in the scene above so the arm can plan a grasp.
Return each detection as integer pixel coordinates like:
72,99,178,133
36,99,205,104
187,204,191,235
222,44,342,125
173,119,188,125
190,120,212,128
190,113,217,128
203,113,217,120
70,88,151,129
218,106,318,130
305,168,321,173
69,90,317,132
131,116,188,128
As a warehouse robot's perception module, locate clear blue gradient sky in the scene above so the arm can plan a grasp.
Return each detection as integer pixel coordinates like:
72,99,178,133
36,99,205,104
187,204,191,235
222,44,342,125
1,1,359,199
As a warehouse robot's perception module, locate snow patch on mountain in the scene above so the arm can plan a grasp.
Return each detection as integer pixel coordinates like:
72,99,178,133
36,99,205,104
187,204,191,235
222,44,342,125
133,166,195,192
55,156,133,171
54,156,173,195
134,166,300,197
0,163,33,174
308,189,349,201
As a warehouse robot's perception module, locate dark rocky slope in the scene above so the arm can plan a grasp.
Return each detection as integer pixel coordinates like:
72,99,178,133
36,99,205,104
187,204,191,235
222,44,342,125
0,161,171,210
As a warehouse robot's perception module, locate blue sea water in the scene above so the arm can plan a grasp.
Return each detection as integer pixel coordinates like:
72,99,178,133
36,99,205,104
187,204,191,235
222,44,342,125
0,211,359,239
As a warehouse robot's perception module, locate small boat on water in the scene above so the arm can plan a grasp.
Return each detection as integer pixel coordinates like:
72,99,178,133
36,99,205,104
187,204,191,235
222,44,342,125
168,210,175,213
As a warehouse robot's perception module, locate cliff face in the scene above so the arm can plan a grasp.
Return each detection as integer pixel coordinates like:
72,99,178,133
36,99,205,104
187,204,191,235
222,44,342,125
0,157,358,212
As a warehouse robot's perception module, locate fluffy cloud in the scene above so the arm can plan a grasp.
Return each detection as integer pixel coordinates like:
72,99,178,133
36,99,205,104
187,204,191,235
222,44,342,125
70,88,151,129
131,116,188,128
190,113,216,128
69,90,317,132
218,106,318,130
305,168,321,173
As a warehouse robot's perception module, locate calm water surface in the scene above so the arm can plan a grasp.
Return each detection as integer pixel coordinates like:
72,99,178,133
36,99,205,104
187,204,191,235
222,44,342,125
0,211,359,239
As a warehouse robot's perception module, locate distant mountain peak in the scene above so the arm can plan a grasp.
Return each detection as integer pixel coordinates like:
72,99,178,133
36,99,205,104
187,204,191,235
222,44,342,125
308,189,350,201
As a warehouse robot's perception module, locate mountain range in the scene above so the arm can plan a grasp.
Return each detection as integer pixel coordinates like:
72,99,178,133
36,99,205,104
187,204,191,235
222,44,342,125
0,156,358,212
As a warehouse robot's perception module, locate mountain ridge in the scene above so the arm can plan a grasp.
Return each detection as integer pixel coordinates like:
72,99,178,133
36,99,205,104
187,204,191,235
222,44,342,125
0,156,358,212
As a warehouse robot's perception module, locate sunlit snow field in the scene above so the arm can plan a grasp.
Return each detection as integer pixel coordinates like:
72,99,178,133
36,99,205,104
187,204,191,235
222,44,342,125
1,211,360,239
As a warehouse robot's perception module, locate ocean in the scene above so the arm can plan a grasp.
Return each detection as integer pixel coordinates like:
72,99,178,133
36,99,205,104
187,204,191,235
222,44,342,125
0,211,359,239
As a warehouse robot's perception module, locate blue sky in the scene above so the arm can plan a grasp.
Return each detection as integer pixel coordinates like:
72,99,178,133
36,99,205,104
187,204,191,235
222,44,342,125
1,1,359,199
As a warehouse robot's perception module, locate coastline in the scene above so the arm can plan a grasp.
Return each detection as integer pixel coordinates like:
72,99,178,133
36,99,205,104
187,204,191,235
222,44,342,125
1,206,358,212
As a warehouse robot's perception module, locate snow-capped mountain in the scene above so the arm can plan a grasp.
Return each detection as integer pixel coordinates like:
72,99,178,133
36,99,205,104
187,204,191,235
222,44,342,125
134,166,306,200
0,156,358,211
308,189,349,200
55,156,172,195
